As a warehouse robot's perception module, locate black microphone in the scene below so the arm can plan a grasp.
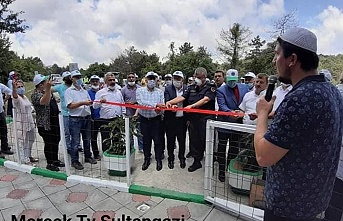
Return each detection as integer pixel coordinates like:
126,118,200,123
265,75,277,102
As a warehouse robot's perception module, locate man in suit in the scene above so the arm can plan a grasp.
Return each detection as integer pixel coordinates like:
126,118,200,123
216,69,249,182
164,71,188,169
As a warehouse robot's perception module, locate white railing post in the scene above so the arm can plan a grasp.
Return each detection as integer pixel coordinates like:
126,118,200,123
12,108,21,164
58,114,71,175
125,117,131,186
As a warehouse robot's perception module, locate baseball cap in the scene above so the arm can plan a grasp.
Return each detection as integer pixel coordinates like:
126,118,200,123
244,72,256,78
280,27,317,53
9,71,15,76
172,71,184,79
226,69,239,81
165,74,172,79
71,70,82,77
90,75,100,80
319,69,332,82
33,74,48,86
62,71,72,78
145,71,158,78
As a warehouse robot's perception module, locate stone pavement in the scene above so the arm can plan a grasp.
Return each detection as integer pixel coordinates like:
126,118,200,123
0,166,244,221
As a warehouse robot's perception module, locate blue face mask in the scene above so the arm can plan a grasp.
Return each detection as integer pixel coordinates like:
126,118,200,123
147,80,156,89
76,79,83,87
227,81,237,88
246,82,254,90
17,87,25,95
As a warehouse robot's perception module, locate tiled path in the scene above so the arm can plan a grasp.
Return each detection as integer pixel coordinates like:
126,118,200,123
0,166,244,221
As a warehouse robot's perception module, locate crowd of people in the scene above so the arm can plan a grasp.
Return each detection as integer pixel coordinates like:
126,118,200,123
0,27,342,221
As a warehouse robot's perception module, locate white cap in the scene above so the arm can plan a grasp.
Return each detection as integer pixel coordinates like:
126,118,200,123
145,71,158,78
62,71,72,78
33,74,48,86
226,69,239,81
280,27,317,53
165,74,172,79
90,75,100,80
100,77,105,83
9,71,15,76
172,71,184,79
71,70,82,77
244,72,256,78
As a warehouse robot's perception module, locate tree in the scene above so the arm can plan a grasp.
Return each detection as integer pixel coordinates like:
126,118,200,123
270,10,298,37
0,0,29,34
242,35,266,74
179,42,193,55
217,23,251,69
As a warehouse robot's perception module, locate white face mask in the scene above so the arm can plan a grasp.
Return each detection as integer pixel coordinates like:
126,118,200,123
91,85,99,90
147,80,156,89
173,80,182,88
195,78,202,86
128,81,135,86
165,80,172,86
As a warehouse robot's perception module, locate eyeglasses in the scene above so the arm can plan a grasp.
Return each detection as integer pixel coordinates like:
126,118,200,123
108,79,116,82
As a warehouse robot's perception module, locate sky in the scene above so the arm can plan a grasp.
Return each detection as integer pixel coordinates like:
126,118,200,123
7,0,343,69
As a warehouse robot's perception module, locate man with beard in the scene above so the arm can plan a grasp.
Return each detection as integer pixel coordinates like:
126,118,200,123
254,27,343,221
239,73,268,125
52,71,73,154
93,72,126,153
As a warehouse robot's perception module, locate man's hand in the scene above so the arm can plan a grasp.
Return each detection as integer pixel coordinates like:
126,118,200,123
46,78,53,89
248,113,258,120
100,98,106,103
184,105,193,109
256,96,276,116
165,101,173,108
83,100,93,106
155,103,164,114
231,110,244,118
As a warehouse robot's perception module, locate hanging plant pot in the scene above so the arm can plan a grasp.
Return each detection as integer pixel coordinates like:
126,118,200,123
103,148,135,177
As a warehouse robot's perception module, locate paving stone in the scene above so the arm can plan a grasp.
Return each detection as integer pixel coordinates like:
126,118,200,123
21,187,45,203
41,183,67,195
0,197,22,210
11,173,33,185
6,189,29,199
204,207,238,221
0,174,18,182
132,194,151,202
90,197,123,212
50,179,66,186
92,211,116,221
187,202,213,221
0,185,14,198
39,207,63,220
150,196,164,204
114,207,140,220
0,204,25,221
23,196,54,211
48,189,72,204
84,189,108,206
66,192,88,203
167,205,191,220
125,200,158,216
67,206,95,220
54,201,89,216
69,183,96,192
18,209,43,220
13,180,37,190
140,203,169,220
98,187,119,197
111,192,133,206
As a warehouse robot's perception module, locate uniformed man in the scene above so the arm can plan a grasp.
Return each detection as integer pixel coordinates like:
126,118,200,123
166,67,216,172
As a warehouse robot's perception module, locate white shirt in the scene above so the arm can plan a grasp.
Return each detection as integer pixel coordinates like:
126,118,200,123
0,83,12,113
93,87,126,119
239,90,266,125
273,85,293,111
175,87,184,117
65,85,91,117
12,95,35,137
215,83,225,111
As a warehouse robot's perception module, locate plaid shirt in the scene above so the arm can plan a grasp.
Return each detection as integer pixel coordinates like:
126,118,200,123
136,86,164,118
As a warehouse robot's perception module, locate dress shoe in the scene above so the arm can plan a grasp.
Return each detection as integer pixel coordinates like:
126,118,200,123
85,158,97,164
1,149,13,155
186,152,193,158
156,161,163,171
72,162,84,170
218,171,225,182
29,157,39,163
142,159,151,171
168,160,174,169
94,155,101,161
180,159,186,169
46,164,59,172
54,160,65,167
188,162,202,172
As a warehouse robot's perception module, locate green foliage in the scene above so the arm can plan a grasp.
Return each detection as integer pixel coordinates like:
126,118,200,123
101,117,141,155
236,134,260,173
0,0,28,34
318,54,343,83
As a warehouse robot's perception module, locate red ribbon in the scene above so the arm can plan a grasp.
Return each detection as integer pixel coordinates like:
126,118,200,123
94,100,244,117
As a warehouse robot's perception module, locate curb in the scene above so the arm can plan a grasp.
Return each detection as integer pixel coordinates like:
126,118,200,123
129,184,205,204
31,168,68,181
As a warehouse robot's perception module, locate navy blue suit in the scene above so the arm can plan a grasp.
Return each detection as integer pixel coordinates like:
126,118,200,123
164,84,188,163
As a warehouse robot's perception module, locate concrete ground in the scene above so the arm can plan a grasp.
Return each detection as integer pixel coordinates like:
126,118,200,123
0,166,244,221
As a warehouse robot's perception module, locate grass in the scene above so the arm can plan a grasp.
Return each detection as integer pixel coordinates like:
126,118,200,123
24,81,35,100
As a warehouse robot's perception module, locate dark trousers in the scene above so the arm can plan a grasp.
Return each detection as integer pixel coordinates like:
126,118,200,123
139,115,162,161
165,117,187,161
91,118,101,157
217,131,240,173
99,118,119,152
0,112,9,151
6,97,13,117
37,117,60,164
325,177,343,221
188,116,210,162
264,209,317,221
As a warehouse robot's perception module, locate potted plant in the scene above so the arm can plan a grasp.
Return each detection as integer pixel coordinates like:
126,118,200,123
228,133,264,195
102,117,140,176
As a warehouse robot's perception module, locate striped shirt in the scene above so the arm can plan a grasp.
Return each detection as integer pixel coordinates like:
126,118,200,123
136,86,164,118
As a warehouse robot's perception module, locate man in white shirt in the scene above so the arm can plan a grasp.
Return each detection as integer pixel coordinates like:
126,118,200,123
272,83,293,111
65,70,97,170
239,73,268,125
93,72,126,152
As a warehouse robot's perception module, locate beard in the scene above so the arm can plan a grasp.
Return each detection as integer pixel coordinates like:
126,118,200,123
277,67,292,85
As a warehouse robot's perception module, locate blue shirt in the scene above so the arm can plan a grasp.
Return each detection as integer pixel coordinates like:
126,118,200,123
136,86,164,118
88,89,100,119
53,83,69,116
264,75,343,219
